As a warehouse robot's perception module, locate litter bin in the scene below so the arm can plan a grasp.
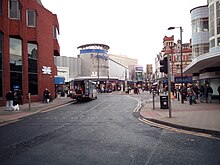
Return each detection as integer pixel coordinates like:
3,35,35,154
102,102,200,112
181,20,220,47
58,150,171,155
160,96,168,109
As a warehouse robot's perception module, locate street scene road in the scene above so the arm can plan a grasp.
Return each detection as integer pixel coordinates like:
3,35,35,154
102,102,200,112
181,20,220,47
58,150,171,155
0,93,220,165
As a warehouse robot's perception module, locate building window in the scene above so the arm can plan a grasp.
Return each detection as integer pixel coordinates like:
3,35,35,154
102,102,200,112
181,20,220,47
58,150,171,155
209,3,215,37
10,38,22,91
0,0,3,15
53,25,59,39
27,10,36,27
0,32,3,97
210,39,215,48
216,1,220,34
217,37,220,46
9,0,20,19
192,17,209,33
28,43,38,95
192,43,209,58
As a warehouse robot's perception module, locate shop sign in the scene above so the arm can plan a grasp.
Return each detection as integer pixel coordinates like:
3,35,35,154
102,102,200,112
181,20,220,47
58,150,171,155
42,66,52,74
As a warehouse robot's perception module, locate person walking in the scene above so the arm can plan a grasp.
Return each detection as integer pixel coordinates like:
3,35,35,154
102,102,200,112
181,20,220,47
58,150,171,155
199,85,205,103
205,84,213,103
192,85,199,100
43,88,50,103
182,85,187,101
218,85,220,103
187,85,194,105
5,91,14,111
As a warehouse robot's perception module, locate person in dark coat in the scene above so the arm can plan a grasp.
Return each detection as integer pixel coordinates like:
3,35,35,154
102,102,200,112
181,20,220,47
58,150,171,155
205,84,213,103
192,85,199,99
199,85,205,103
43,88,50,103
6,91,14,111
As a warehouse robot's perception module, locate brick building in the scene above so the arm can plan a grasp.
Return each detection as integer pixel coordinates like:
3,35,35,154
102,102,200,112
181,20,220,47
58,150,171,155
0,0,60,106
162,35,193,84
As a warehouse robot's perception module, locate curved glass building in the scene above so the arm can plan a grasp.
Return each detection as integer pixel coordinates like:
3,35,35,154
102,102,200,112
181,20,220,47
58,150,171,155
77,44,109,78
185,0,220,97
191,5,209,59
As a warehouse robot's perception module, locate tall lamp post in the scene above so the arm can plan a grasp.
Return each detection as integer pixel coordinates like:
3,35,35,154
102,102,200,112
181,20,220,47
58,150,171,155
168,26,184,103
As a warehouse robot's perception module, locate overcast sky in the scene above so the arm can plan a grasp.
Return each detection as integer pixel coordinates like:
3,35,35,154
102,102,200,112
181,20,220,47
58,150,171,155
41,0,207,68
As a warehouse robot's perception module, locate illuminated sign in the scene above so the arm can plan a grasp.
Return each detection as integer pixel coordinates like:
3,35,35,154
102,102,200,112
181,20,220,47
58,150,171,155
42,66,52,74
135,66,143,72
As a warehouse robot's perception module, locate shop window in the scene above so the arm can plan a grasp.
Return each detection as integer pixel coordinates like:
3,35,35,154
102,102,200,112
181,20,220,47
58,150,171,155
10,38,22,92
27,10,36,27
28,43,38,95
9,0,20,19
28,73,38,95
10,72,22,92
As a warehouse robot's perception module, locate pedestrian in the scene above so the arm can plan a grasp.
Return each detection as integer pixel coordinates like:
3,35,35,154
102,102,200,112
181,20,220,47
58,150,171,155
43,88,50,103
187,85,194,105
199,85,205,103
192,85,198,104
217,85,220,103
192,85,199,100
13,91,20,111
182,85,187,101
205,84,213,103
5,91,14,111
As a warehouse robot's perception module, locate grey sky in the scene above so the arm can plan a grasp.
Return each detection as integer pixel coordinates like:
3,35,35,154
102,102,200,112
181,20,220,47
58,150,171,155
41,0,207,68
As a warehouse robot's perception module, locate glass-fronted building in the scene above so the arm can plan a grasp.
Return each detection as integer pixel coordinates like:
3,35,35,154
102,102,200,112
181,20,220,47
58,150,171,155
185,0,220,97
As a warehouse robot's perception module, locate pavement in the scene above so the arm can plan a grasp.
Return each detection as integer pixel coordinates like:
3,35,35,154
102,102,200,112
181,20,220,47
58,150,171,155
0,97,73,125
0,92,220,138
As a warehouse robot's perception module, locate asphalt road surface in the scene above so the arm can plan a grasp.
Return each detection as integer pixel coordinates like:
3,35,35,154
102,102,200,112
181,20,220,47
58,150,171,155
0,94,220,165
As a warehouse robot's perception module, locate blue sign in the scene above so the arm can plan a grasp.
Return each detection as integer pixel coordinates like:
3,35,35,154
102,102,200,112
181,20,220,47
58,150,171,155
175,76,192,83
54,77,65,84
80,49,108,54
163,76,193,83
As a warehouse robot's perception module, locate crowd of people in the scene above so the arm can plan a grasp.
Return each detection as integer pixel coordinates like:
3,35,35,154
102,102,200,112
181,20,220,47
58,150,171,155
184,84,217,105
148,83,219,105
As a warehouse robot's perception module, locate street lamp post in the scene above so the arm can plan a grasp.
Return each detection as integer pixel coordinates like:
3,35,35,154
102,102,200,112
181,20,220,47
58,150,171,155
97,53,100,91
168,26,184,104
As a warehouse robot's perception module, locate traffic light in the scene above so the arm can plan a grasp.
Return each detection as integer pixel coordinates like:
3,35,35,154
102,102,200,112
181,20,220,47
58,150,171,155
160,57,168,74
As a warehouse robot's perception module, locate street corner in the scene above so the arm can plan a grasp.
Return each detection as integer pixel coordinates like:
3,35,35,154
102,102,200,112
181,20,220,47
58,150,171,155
139,110,162,120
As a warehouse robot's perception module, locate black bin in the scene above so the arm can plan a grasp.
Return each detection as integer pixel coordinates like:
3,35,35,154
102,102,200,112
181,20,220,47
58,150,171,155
160,96,168,109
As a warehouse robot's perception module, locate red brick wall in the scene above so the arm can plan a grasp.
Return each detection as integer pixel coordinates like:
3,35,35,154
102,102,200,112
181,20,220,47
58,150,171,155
0,0,60,106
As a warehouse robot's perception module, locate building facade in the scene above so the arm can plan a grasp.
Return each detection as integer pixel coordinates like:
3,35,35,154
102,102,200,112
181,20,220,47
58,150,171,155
54,56,82,81
184,0,220,97
156,35,193,86
0,0,60,106
108,54,138,67
77,44,109,79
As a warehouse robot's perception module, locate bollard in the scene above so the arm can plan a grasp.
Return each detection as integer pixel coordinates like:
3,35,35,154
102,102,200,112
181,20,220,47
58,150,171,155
152,90,155,109
28,93,31,111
